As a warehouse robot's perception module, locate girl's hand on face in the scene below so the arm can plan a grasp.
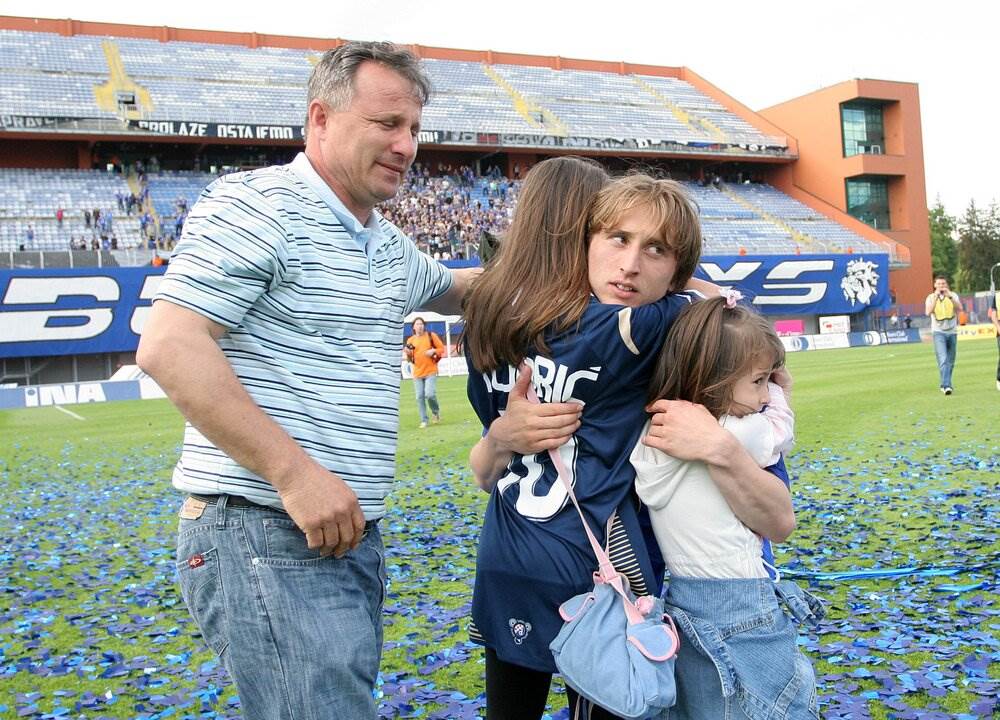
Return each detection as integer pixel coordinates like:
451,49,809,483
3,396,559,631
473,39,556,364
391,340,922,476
770,366,793,394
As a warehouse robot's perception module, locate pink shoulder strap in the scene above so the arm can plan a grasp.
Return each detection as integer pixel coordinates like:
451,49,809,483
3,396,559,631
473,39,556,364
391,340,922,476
523,367,645,626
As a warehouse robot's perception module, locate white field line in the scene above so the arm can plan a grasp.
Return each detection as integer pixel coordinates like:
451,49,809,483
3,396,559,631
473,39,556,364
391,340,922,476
54,405,86,421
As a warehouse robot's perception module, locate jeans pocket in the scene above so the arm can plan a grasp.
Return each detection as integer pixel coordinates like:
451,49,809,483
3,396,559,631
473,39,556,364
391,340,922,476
735,624,819,720
258,516,325,566
175,544,228,656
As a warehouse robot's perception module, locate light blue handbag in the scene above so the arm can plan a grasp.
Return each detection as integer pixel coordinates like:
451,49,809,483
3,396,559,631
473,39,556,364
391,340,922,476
544,443,681,720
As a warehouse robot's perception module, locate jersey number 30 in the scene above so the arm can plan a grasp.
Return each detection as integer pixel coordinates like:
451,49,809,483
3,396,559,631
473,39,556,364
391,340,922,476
496,437,577,521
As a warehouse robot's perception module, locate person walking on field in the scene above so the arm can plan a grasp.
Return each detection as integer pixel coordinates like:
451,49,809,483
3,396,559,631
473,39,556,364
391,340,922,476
925,274,962,395
404,316,446,427
137,41,478,719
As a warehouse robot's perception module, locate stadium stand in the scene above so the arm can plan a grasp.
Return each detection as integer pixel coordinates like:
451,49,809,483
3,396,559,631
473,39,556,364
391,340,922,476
369,166,516,259
0,29,108,73
146,171,219,219
0,162,891,258
488,64,702,141
686,182,809,255
114,38,308,84
725,183,888,254
638,75,785,147
0,32,115,119
0,169,143,251
420,59,540,135
0,25,908,267
0,29,786,151
1,72,108,118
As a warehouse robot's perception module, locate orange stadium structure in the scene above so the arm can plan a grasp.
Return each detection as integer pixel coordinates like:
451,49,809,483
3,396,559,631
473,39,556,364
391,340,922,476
760,81,930,305
0,14,929,305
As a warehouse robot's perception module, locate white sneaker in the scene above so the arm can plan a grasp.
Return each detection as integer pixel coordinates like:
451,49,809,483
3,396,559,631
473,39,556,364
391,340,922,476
944,387,953,395
996,380,1000,391
419,421,427,428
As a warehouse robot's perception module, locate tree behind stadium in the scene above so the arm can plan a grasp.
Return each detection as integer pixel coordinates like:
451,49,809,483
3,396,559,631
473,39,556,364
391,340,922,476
928,198,958,282
955,199,1000,293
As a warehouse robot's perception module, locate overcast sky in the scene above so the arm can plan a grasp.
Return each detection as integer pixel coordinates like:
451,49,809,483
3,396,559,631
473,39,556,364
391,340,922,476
3,0,996,217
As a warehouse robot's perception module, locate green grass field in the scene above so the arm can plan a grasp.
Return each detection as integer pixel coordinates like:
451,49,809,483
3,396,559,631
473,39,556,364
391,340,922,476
1,340,998,719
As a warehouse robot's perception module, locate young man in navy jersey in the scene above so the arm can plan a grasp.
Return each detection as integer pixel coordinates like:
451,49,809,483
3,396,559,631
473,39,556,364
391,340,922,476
139,42,478,719
464,172,794,718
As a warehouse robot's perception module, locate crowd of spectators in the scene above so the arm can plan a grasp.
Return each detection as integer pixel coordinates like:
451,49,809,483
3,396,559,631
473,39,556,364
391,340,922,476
379,162,518,260
68,205,120,250
8,160,520,258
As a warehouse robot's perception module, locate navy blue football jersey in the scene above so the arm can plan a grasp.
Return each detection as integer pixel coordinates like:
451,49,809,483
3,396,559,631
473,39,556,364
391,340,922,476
466,293,696,672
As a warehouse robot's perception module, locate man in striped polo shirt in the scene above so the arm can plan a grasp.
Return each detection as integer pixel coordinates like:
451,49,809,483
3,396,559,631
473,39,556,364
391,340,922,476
137,42,478,719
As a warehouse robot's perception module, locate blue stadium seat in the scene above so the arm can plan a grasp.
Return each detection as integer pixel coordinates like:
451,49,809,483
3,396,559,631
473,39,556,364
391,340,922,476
0,30,788,150
0,168,141,251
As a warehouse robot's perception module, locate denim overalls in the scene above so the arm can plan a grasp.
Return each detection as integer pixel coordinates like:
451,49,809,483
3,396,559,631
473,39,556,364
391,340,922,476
664,577,825,720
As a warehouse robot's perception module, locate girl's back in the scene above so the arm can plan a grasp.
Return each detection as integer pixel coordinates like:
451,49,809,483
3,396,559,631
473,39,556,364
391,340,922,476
467,293,694,670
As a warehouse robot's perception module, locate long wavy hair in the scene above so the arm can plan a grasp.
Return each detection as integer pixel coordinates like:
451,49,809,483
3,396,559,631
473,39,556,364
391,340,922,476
462,156,609,371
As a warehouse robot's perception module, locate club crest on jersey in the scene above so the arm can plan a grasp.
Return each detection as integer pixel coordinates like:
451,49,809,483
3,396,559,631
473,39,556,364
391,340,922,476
508,618,532,644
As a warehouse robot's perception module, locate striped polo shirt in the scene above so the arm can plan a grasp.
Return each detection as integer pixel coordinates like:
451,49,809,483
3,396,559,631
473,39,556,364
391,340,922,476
155,153,453,519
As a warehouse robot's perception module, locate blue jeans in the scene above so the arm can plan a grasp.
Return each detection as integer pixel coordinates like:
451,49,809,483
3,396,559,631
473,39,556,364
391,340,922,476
665,577,823,720
175,495,385,720
932,331,957,388
413,374,440,423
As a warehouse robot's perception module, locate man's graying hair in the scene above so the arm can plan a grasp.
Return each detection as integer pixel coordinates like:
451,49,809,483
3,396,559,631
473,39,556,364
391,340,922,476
305,41,431,134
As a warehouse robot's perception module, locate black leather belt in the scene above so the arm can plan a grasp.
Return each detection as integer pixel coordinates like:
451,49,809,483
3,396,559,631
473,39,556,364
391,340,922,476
188,494,378,532
190,493,286,513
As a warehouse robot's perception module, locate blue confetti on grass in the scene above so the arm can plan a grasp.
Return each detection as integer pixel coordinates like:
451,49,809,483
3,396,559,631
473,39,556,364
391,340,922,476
1,428,998,719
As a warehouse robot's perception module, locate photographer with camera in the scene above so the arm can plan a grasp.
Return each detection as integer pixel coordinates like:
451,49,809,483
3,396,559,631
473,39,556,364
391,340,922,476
405,316,446,427
925,274,962,394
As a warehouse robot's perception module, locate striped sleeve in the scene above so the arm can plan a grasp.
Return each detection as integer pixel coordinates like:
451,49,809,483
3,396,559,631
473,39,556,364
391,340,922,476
155,177,289,328
399,234,453,314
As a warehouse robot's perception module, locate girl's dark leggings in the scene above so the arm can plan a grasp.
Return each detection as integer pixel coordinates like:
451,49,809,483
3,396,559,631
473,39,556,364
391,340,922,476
484,647,622,720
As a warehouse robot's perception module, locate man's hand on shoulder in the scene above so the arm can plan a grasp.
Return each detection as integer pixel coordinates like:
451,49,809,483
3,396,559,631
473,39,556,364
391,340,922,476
642,399,733,464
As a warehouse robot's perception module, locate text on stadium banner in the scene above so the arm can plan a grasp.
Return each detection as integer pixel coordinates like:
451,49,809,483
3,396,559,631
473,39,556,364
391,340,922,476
0,254,889,359
780,328,921,352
